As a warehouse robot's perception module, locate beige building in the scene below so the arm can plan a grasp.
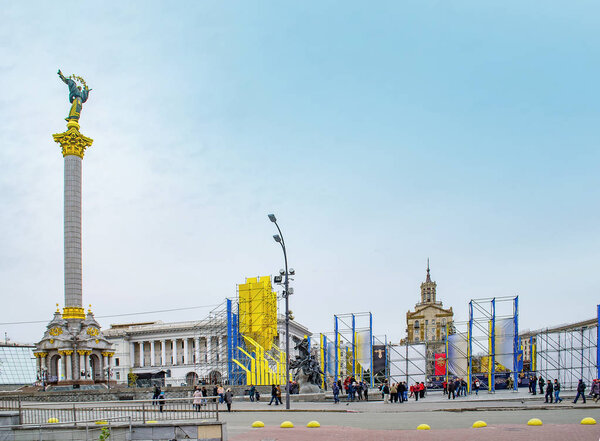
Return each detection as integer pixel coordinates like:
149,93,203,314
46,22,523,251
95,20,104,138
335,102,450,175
406,262,454,374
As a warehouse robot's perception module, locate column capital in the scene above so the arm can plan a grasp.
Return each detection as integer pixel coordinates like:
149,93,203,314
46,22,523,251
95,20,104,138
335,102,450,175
101,351,114,357
59,350,73,356
34,352,48,358
77,350,91,356
53,124,93,159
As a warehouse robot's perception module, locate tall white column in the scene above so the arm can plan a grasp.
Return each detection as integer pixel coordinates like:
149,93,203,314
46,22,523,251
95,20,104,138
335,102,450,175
172,339,178,365
66,353,73,380
194,337,200,364
79,353,85,379
183,338,189,365
139,342,145,368
63,155,83,311
150,341,156,366
130,342,136,367
207,337,212,363
84,353,89,378
161,340,166,366
102,354,108,379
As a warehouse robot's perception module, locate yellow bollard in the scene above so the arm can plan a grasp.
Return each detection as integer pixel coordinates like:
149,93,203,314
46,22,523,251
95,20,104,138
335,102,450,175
416,424,431,430
145,420,158,424
527,418,542,426
472,420,487,428
581,417,596,425
94,420,108,425
307,421,320,428
47,418,59,424
280,421,294,428
252,421,265,428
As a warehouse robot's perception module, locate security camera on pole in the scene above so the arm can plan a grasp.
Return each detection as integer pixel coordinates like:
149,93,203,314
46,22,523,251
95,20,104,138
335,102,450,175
268,214,295,410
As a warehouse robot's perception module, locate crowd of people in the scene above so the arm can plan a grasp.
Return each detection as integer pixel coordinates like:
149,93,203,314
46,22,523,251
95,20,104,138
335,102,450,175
331,377,370,403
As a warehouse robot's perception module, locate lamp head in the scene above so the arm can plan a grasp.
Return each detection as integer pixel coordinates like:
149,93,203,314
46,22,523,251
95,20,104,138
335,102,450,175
289,268,295,275
273,234,282,243
268,214,277,223
279,269,285,276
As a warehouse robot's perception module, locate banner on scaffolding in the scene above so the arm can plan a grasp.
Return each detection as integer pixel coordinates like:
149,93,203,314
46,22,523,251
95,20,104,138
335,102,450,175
434,353,446,375
372,345,386,373
355,329,371,374
238,276,277,350
447,333,468,376
495,317,516,370
389,344,426,384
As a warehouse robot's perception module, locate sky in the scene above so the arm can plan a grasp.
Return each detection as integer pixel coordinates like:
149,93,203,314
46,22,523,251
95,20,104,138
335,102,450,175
0,1,598,344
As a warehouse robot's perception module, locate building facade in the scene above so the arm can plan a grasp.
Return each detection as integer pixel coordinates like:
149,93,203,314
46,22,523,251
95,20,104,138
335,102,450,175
104,315,310,386
405,262,454,374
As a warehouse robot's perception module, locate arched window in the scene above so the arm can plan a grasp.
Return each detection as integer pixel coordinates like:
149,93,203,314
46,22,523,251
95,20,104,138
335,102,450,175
414,320,420,329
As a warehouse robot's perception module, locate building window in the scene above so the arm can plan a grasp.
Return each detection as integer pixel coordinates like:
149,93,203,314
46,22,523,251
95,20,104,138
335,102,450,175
415,337,419,342
432,319,435,325
414,321,420,329
114,358,119,366
442,318,446,325
115,372,120,380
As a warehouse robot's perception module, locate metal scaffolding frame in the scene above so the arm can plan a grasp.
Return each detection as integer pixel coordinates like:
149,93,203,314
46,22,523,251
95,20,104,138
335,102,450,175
535,305,599,390
468,296,519,393
333,312,373,386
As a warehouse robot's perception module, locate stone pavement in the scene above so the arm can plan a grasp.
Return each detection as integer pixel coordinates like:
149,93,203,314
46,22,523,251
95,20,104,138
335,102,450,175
228,424,600,441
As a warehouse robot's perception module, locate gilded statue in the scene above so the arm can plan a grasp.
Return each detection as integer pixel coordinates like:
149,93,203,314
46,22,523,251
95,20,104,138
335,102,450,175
57,69,91,122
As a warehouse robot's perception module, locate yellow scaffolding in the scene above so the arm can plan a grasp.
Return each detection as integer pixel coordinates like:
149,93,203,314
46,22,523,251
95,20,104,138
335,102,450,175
238,276,277,350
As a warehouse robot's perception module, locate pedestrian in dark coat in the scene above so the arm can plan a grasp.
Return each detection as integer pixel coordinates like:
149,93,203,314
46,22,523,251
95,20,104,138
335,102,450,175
224,389,233,411
447,380,455,399
573,379,586,403
538,376,545,395
544,380,553,403
531,375,537,395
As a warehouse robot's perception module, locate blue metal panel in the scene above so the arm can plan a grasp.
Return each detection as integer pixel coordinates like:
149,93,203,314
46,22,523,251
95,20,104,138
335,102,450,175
352,314,356,378
468,300,473,392
513,296,519,391
369,313,374,387
334,315,339,382
491,298,496,392
597,305,599,380
226,299,234,384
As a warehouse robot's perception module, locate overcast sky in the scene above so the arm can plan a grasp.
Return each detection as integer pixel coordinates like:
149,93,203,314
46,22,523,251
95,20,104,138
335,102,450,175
1,1,598,344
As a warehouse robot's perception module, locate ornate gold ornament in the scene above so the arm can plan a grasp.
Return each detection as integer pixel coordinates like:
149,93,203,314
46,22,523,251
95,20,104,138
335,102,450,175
53,128,93,159
49,327,63,336
86,327,100,336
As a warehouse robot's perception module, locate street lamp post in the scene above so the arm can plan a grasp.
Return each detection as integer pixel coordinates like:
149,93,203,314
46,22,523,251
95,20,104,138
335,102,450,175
268,214,293,410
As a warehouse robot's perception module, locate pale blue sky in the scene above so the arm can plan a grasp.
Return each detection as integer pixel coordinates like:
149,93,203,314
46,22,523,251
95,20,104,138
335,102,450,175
0,1,598,343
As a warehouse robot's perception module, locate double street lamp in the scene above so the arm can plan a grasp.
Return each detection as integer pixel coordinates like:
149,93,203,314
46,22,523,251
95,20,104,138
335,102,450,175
268,214,294,410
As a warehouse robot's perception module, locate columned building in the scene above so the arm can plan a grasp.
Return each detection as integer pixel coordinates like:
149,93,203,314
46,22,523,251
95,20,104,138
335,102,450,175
104,315,310,386
406,261,453,374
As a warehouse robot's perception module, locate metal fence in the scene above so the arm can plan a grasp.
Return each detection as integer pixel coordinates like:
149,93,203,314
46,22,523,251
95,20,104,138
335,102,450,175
0,397,219,425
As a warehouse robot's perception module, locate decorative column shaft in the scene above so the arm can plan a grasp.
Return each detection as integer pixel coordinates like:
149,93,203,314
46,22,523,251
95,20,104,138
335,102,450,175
53,121,92,320
194,337,200,364
150,341,156,366
183,339,189,365
161,340,166,366
172,339,178,365
139,342,145,367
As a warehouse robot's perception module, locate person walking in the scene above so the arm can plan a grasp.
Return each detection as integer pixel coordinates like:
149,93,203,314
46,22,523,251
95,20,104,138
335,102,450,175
201,386,208,406
276,385,282,405
473,378,480,396
158,391,165,413
212,386,218,403
553,379,562,403
531,375,537,395
447,379,455,400
538,376,545,395
390,383,397,403
224,388,233,412
573,379,586,404
419,382,426,399
152,385,161,405
544,380,553,403
332,381,340,404
268,384,279,405
249,385,256,402
383,382,390,404
590,379,600,403
442,380,447,395
397,382,405,403
217,385,225,404
193,387,203,411
363,381,369,401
